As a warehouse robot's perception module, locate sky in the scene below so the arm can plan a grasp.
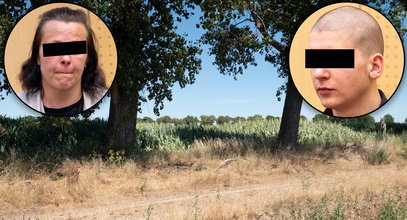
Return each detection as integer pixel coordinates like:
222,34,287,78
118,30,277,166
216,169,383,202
0,4,406,122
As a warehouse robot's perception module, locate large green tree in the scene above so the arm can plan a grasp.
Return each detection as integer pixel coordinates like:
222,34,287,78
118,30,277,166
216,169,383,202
196,0,406,149
91,1,201,154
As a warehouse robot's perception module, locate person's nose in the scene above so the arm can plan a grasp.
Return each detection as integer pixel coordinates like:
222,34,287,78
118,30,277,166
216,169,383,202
60,55,71,65
311,68,330,80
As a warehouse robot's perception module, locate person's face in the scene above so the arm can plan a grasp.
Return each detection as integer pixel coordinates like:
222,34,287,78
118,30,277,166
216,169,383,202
38,20,88,92
309,31,371,111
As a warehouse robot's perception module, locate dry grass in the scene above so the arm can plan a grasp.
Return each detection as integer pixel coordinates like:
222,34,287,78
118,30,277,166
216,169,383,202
0,137,406,219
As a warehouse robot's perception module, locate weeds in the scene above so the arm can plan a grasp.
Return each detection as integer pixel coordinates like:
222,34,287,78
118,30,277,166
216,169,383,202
144,204,153,220
367,148,390,165
192,194,201,220
272,188,406,219
107,150,125,165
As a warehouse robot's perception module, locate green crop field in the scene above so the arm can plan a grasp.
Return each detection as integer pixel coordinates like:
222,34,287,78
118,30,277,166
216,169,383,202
0,115,392,168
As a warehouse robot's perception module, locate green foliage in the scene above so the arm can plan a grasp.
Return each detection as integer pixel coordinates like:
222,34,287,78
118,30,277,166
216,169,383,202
107,150,125,165
330,115,376,133
0,116,105,167
247,114,263,121
200,115,216,126
266,115,278,120
183,115,199,126
383,114,395,125
378,188,407,219
232,116,246,123
0,115,379,166
139,117,154,123
156,116,172,124
367,148,390,165
298,120,371,147
282,188,406,219
216,116,231,125
313,114,329,122
300,115,308,121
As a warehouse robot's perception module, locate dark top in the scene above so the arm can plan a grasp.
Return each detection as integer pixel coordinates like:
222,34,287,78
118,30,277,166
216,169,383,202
44,96,84,117
324,89,387,116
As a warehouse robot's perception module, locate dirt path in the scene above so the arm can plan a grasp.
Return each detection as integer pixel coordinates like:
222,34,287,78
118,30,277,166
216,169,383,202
3,162,407,219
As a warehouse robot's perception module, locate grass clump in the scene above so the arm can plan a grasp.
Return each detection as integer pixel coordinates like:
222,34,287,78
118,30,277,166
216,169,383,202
367,148,390,165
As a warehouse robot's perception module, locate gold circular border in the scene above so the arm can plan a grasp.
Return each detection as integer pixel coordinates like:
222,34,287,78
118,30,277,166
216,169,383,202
289,3,404,112
4,3,117,94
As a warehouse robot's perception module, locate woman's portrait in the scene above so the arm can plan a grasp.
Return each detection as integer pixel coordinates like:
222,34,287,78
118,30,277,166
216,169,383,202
5,4,117,116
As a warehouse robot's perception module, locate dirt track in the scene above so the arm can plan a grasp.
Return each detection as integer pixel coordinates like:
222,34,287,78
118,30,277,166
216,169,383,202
2,160,406,220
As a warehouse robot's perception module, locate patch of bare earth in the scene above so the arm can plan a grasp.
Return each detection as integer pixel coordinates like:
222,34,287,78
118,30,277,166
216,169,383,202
0,139,406,219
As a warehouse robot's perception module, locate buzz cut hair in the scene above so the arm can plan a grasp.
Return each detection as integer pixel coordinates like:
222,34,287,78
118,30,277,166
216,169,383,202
311,6,384,56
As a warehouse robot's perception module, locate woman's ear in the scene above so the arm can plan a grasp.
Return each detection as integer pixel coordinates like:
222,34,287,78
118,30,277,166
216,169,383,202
369,53,384,80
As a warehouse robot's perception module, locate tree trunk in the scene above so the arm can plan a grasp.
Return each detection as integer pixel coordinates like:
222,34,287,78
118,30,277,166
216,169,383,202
277,75,303,150
104,79,138,155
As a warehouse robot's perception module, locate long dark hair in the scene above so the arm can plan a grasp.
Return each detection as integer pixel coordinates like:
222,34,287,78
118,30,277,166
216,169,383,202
20,7,106,97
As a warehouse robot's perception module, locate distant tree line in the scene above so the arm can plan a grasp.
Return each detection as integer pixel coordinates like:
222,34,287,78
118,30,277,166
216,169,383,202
137,114,407,134
137,114,284,126
312,114,407,134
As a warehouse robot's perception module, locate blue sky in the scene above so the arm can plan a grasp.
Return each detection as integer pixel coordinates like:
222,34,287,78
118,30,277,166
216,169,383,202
0,5,406,122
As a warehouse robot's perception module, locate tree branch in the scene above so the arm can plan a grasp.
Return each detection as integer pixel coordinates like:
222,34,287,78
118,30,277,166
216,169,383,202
250,10,287,53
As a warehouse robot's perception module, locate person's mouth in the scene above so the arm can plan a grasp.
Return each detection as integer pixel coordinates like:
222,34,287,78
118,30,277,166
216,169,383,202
317,87,335,94
55,71,73,74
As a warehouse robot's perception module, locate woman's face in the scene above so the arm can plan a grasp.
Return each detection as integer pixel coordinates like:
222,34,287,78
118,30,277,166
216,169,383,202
38,20,88,93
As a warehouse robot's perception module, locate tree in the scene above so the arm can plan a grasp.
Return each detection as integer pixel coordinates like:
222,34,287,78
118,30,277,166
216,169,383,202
266,115,277,120
248,114,263,121
232,116,246,123
139,117,154,123
0,1,29,99
156,116,172,124
383,114,395,125
196,0,406,150
216,116,231,125
349,115,376,132
171,118,183,126
1,1,406,153
90,1,201,154
200,115,215,126
313,114,329,122
183,115,199,126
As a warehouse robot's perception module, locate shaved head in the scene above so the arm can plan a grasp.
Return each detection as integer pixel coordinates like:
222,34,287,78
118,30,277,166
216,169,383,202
311,6,384,56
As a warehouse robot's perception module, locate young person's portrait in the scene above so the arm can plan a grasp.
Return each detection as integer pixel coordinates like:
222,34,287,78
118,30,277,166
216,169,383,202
289,3,404,118
4,3,117,117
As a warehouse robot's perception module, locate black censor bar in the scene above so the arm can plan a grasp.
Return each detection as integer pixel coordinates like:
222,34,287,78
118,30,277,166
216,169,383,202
305,49,354,68
43,41,87,57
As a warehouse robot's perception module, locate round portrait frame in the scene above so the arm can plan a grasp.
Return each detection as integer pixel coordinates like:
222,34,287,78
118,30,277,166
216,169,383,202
4,3,117,116
289,2,405,118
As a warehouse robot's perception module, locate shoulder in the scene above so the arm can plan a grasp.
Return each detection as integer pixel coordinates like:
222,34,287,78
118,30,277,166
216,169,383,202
17,90,44,112
83,88,108,110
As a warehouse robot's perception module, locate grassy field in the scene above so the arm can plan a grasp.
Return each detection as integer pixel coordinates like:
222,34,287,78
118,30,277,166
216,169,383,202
0,116,406,219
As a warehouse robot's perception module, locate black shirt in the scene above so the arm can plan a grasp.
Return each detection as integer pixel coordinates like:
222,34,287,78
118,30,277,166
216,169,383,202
44,96,84,117
324,89,387,116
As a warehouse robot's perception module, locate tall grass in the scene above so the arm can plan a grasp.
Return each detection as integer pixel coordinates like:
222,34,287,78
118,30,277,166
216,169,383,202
0,116,377,168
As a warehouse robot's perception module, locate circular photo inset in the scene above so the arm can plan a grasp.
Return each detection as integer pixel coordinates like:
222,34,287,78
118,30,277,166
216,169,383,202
4,3,117,117
289,3,404,118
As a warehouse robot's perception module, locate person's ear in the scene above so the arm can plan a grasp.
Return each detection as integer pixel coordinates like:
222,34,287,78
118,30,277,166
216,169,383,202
369,53,384,80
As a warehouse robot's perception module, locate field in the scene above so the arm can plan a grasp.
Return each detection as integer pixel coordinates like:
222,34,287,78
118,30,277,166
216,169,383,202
0,117,406,219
